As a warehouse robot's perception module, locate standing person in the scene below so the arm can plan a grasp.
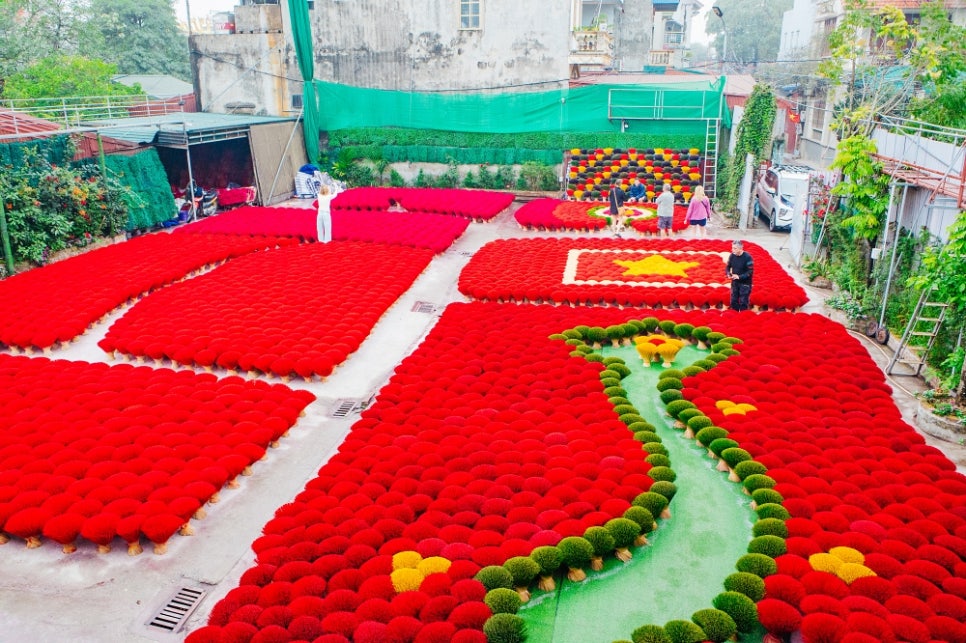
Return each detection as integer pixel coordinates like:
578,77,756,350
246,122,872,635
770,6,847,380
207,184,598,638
608,180,627,235
655,183,675,238
726,240,754,311
684,185,712,238
316,186,335,243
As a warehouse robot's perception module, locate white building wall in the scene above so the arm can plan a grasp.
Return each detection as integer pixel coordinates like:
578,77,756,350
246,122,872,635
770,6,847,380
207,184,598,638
778,0,815,61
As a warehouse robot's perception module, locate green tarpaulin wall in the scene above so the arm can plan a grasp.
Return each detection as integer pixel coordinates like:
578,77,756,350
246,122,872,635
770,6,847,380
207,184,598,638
314,78,728,135
0,136,73,167
77,148,177,231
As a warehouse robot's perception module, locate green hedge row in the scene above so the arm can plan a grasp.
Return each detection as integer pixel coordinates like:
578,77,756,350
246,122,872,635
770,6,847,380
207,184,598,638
327,128,703,165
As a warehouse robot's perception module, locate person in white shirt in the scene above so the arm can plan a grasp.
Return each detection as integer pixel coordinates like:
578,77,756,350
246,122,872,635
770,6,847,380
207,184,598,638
655,183,675,238
316,186,335,242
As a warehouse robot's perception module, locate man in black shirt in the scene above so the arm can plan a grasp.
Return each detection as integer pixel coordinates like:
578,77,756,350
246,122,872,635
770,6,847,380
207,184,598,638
726,240,754,311
608,181,627,235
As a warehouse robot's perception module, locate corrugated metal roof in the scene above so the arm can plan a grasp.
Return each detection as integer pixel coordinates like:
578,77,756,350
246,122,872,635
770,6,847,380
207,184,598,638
81,112,297,146
0,108,61,139
112,74,194,99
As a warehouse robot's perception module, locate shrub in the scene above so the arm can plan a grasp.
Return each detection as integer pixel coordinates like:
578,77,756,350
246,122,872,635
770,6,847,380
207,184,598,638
640,317,660,333
631,624,672,643
692,326,712,343
623,506,656,533
691,608,737,642
529,546,561,576
503,556,540,588
677,408,705,424
673,323,695,340
619,413,646,426
708,438,739,457
720,448,752,468
755,503,790,520
742,474,776,494
733,460,767,480
695,426,728,446
656,378,683,392
605,518,641,550
663,619,706,643
753,518,789,539
751,489,784,506
645,453,671,467
658,320,677,335
557,537,594,580
723,572,766,601
583,526,615,554
483,613,527,643
633,491,669,518
475,565,514,591
649,480,677,502
605,325,626,343
659,368,686,380
484,588,522,614
609,362,632,378
613,404,638,416
659,390,683,404
686,416,713,432
665,400,696,418
634,431,661,444
643,442,668,456
748,535,787,558
648,466,677,483
682,366,705,376
711,591,758,632
736,553,777,577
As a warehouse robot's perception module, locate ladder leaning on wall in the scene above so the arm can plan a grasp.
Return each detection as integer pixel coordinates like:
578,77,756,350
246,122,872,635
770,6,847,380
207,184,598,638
704,119,718,198
886,287,948,376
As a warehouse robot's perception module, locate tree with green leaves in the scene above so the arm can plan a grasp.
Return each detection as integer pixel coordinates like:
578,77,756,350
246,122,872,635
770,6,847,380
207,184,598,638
819,0,964,138
0,0,83,83
704,0,792,67
3,55,141,101
79,0,189,78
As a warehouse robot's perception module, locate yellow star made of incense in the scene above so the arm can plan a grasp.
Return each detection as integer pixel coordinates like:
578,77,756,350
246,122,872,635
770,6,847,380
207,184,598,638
614,255,700,277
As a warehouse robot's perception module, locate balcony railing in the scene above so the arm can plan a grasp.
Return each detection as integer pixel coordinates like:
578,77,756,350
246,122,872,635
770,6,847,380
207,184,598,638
570,29,614,69
649,50,672,66
1,95,189,129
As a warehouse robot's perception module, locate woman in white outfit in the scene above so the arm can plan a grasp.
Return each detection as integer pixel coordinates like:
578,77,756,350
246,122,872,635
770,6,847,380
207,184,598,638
316,186,335,242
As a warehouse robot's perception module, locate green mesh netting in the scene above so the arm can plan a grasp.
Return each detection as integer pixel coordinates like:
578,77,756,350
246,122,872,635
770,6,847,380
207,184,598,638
0,136,73,167
314,79,728,134
76,149,177,230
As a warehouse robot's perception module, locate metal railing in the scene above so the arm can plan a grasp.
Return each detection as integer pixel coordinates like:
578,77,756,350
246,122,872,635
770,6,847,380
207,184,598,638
1,94,189,129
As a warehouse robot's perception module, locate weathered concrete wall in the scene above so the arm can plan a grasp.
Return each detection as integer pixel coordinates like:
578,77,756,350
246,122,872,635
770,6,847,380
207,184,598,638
293,0,571,90
193,32,292,116
620,0,654,72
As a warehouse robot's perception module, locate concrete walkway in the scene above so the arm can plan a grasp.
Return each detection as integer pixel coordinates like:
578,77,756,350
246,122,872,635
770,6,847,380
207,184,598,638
0,201,963,642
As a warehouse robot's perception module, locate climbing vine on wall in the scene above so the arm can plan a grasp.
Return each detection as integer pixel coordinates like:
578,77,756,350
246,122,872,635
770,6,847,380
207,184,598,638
720,84,776,217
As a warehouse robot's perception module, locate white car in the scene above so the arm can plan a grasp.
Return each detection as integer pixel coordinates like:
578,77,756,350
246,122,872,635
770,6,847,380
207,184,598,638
754,165,812,232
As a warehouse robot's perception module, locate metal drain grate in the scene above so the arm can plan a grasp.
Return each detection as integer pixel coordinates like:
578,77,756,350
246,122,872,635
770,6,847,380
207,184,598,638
147,586,206,633
411,301,437,314
332,399,361,418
